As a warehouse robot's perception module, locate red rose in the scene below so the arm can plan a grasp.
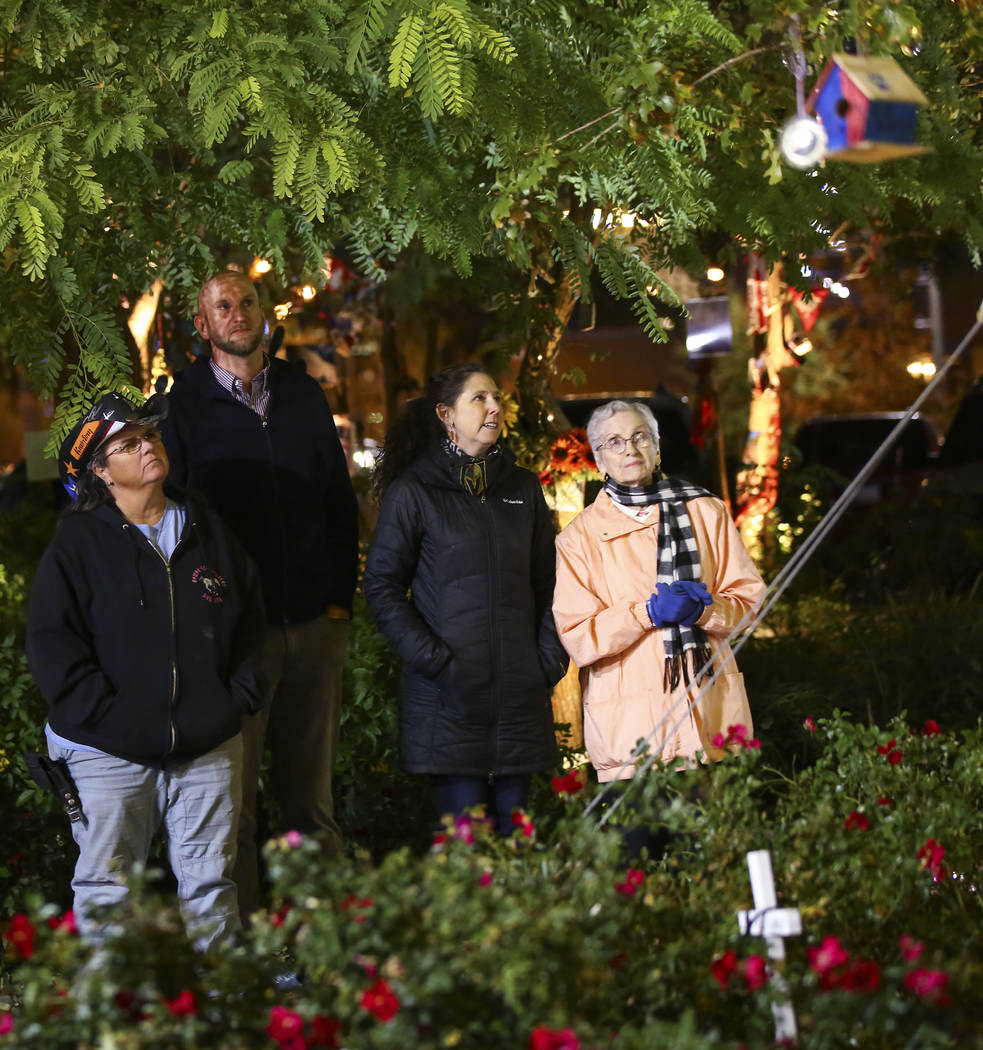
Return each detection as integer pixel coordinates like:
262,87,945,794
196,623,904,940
46,911,77,935
267,1005,305,1046
899,934,924,962
614,868,645,896
923,719,940,736
359,979,400,1023
841,959,880,992
512,811,535,837
711,950,738,989
528,1025,580,1050
877,738,903,764
339,895,373,923
917,838,947,882
551,769,587,795
166,990,196,1016
904,968,951,1006
740,954,769,991
843,810,869,831
807,936,849,975
3,914,36,961
309,1015,341,1048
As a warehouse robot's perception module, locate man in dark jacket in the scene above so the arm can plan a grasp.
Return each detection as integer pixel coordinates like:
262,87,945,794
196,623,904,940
160,270,359,918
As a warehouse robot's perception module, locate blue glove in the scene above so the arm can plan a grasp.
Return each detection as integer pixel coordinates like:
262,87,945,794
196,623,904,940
645,581,712,628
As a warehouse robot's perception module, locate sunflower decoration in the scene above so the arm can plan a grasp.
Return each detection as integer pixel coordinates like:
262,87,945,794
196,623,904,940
498,392,520,438
539,428,598,486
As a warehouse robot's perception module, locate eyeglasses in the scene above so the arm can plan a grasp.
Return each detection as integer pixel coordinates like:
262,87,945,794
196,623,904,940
594,430,654,454
104,428,163,457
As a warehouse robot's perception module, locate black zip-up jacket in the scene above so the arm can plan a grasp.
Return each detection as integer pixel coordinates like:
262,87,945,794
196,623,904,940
363,444,568,776
26,493,266,767
160,356,359,624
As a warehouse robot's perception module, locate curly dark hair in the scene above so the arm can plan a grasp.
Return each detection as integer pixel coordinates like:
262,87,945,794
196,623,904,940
372,363,491,500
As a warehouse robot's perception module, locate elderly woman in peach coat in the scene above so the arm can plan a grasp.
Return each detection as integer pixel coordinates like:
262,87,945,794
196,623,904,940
553,400,766,784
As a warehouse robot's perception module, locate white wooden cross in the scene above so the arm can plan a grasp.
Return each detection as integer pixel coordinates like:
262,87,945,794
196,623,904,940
737,849,801,1044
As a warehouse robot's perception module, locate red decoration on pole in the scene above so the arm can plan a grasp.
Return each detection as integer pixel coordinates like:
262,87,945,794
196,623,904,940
746,254,769,335
790,287,829,332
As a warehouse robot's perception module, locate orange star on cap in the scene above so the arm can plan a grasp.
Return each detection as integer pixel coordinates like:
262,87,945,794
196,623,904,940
64,462,78,478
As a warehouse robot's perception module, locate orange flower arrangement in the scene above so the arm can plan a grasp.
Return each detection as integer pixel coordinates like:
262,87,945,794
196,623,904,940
538,429,597,486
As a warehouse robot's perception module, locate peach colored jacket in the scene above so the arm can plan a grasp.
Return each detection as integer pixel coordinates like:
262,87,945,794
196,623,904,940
553,491,766,782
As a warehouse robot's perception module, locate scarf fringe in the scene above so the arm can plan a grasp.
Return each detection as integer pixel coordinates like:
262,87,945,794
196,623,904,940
663,644,714,693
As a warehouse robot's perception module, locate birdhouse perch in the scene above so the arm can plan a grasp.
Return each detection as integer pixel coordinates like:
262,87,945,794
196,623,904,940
807,52,931,162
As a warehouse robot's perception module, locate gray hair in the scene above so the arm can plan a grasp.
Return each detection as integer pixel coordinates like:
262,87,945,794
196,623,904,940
586,400,661,453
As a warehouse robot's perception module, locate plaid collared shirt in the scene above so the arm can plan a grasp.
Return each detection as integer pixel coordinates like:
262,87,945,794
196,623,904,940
209,355,271,419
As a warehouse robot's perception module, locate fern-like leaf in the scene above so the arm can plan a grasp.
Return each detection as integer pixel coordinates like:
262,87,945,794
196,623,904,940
389,11,425,89
345,0,390,75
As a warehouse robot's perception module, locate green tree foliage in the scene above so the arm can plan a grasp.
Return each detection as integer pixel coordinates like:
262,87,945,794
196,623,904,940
3,1,983,438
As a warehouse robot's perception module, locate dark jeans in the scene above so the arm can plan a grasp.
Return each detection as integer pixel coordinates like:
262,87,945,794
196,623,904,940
600,779,673,862
430,773,532,837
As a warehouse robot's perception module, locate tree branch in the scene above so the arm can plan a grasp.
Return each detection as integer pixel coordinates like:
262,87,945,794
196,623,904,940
693,47,776,86
555,107,619,142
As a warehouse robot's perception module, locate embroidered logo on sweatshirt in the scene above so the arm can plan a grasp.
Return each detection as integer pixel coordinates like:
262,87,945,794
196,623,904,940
502,498,524,505
192,565,227,604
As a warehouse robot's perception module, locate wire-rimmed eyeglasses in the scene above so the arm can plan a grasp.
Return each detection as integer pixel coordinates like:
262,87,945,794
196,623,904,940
104,428,163,457
593,430,653,455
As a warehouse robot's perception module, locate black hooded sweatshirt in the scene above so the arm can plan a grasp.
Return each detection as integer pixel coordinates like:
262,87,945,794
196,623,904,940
26,493,265,767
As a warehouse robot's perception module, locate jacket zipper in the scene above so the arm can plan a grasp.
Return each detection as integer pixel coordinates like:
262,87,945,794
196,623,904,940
481,490,501,779
145,529,180,756
260,410,290,623
163,557,178,753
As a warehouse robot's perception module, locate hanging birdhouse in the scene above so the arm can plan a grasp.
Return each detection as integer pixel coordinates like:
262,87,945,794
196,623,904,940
807,52,931,162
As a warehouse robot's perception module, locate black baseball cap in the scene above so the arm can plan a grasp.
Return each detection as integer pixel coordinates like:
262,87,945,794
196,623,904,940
59,391,168,499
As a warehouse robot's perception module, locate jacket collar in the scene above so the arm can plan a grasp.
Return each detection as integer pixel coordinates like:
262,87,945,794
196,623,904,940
407,441,517,493
180,353,289,398
587,490,659,541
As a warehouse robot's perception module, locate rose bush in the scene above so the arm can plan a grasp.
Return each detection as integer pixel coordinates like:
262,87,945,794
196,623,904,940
2,712,980,1049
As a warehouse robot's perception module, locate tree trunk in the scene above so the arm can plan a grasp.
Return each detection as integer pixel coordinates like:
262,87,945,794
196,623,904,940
735,263,793,557
517,273,578,442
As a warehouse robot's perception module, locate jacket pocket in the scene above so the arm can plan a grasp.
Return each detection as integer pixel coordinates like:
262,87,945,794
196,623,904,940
582,654,622,704
702,672,753,741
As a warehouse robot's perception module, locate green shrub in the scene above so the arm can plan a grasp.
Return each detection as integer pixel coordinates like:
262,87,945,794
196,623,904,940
3,713,980,1049
0,637,73,921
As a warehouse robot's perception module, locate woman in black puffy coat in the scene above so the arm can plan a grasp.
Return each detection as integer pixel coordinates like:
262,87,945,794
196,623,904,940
364,364,568,833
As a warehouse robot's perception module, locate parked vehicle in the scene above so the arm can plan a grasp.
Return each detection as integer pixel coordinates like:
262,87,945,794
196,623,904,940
793,412,940,505
937,375,983,469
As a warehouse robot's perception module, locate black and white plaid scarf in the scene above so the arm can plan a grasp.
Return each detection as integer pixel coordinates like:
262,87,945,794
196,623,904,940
604,476,715,691
441,437,502,496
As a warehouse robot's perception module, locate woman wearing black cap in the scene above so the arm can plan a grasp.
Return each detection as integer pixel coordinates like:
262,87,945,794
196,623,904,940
26,391,265,950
